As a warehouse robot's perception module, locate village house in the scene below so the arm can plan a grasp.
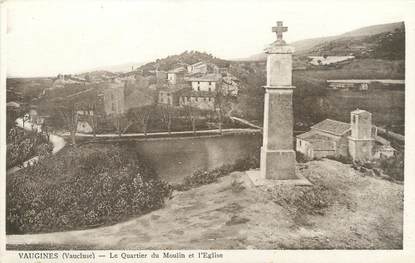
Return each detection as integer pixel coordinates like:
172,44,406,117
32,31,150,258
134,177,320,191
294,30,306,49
186,62,219,75
179,91,216,110
158,62,238,110
103,80,125,116
158,84,188,106
186,73,221,93
296,109,378,161
167,67,187,85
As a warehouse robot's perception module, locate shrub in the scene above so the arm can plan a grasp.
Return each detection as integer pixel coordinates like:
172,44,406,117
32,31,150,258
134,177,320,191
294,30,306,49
270,184,335,226
6,128,53,169
296,152,309,163
378,152,404,181
326,154,353,164
174,155,259,191
6,144,172,234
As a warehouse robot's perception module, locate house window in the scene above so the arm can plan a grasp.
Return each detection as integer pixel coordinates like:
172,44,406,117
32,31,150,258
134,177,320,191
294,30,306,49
197,81,200,84
353,115,356,124
208,87,211,92
198,86,200,91
209,82,212,85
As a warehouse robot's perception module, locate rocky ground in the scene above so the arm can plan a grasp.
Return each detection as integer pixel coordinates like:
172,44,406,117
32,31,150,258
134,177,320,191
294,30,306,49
7,159,403,250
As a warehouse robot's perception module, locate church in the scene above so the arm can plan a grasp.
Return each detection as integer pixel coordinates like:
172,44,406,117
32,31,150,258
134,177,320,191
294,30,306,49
296,109,377,161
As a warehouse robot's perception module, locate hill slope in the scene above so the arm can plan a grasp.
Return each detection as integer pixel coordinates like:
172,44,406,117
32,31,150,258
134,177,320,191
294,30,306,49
7,159,403,250
241,21,404,61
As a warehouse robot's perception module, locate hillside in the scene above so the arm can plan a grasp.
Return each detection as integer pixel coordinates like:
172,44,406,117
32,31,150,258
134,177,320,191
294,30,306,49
7,159,403,249
241,21,404,61
137,50,230,75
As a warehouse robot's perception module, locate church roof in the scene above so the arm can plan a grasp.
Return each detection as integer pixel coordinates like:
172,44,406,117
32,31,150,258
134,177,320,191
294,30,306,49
311,119,351,136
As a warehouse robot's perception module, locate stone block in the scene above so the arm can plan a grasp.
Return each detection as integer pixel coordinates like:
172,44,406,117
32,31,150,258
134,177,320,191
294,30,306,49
260,147,297,180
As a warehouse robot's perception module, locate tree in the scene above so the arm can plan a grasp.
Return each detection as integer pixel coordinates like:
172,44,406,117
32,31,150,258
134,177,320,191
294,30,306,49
159,105,176,135
55,99,78,146
183,105,199,135
127,105,154,137
214,92,232,135
78,103,98,138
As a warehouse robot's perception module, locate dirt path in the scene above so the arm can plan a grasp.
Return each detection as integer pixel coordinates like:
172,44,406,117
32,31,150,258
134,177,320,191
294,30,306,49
7,159,403,249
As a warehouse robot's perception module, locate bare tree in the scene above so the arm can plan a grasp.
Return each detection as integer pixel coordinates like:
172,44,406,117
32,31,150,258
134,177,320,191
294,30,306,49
214,92,231,135
56,100,78,146
159,105,176,135
183,105,199,136
127,105,153,137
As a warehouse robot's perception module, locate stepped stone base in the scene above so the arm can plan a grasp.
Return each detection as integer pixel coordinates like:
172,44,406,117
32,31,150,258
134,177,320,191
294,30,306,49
246,169,312,187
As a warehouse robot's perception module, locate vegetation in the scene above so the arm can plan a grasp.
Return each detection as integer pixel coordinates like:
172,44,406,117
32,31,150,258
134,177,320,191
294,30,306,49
270,183,336,226
377,152,404,181
6,127,53,169
174,155,259,191
138,50,229,75
309,27,405,60
6,144,172,234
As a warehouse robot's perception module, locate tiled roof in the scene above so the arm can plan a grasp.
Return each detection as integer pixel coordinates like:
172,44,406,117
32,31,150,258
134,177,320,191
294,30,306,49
186,73,221,82
168,67,187,74
311,119,351,136
190,61,205,67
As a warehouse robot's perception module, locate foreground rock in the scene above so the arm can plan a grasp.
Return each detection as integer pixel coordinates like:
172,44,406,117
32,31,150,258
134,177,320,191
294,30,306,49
7,159,403,249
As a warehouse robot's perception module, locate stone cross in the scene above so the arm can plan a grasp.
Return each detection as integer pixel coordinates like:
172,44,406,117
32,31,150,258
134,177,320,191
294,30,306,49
260,21,297,180
272,21,288,44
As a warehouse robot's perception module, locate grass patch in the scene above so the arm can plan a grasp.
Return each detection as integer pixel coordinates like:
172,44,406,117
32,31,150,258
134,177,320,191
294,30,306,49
270,184,336,226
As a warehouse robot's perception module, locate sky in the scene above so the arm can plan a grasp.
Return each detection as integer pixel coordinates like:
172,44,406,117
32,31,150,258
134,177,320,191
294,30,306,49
3,0,413,77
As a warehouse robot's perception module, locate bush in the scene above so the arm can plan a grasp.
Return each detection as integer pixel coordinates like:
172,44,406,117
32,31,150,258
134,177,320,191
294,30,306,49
296,152,309,163
270,184,334,225
174,155,259,191
378,152,404,181
326,154,353,164
6,128,53,169
6,144,172,234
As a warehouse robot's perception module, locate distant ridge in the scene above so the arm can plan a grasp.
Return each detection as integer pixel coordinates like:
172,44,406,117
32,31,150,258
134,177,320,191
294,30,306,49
236,21,404,61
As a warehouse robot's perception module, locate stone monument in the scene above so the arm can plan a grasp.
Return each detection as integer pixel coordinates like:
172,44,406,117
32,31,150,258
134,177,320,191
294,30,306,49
248,21,310,186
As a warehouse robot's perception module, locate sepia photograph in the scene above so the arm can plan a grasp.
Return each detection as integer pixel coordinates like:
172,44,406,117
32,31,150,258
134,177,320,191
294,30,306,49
1,0,413,260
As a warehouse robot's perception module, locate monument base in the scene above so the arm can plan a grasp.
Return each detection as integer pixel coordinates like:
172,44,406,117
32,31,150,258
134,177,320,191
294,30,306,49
260,147,297,180
246,169,312,187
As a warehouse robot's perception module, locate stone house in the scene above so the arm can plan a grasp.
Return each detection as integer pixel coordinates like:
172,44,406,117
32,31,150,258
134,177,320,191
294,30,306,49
186,74,221,93
103,81,125,116
167,67,187,85
179,90,216,110
296,109,377,161
158,84,188,106
187,62,219,75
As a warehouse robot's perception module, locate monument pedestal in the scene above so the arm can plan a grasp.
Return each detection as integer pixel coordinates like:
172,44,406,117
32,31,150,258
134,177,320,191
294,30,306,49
247,21,311,187
260,148,296,180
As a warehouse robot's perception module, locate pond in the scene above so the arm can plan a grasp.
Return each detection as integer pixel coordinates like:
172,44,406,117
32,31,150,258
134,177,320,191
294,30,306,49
125,133,262,184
